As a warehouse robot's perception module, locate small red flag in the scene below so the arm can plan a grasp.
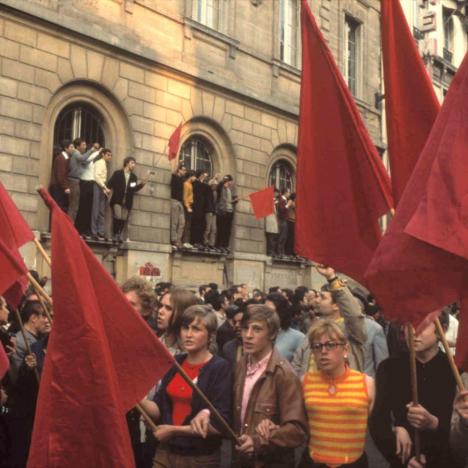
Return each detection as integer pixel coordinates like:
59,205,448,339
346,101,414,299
249,187,275,219
296,1,393,284
0,237,28,308
365,54,468,336
381,0,440,205
0,182,34,249
28,189,175,468
168,123,182,161
0,346,8,380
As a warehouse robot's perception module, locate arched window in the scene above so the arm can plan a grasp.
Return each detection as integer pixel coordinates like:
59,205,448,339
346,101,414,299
269,159,295,192
53,102,105,147
179,135,214,176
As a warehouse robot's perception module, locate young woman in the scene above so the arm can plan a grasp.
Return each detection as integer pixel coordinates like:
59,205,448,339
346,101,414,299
141,305,232,468
300,320,374,468
156,288,198,355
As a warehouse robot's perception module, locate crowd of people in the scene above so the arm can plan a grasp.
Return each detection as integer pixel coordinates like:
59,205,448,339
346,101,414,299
1,266,467,468
49,138,149,243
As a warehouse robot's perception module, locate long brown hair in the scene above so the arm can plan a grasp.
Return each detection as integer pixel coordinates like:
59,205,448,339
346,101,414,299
165,287,198,347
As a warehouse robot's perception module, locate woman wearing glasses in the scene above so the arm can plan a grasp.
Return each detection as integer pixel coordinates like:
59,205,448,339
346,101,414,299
300,320,375,468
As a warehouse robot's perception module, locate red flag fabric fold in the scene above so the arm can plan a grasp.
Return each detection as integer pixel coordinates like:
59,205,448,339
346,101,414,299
365,54,468,331
0,238,28,308
381,0,440,204
0,346,8,380
296,0,393,284
0,182,34,248
28,189,175,468
249,187,275,219
168,123,182,161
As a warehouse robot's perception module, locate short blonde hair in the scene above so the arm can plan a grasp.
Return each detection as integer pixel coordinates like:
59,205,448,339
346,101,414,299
308,319,347,347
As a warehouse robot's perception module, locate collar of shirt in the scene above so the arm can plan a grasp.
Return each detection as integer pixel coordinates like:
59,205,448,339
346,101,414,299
246,350,272,378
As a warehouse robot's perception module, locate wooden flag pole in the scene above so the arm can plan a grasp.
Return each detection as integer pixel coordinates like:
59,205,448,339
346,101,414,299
136,403,158,432
33,238,51,267
434,318,465,392
407,324,421,459
27,272,52,306
33,287,53,325
13,308,40,384
173,360,239,442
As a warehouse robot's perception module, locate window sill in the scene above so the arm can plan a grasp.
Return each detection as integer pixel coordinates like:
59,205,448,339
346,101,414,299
270,254,311,266
272,59,301,79
184,18,239,58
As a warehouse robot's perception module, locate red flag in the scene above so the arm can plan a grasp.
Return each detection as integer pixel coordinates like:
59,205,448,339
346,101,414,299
0,346,8,380
381,0,440,205
0,182,34,249
0,238,28,308
296,0,393,284
365,54,468,331
28,189,175,468
249,187,275,219
168,123,182,161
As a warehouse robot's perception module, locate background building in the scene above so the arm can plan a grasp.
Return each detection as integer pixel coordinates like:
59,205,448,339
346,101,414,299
0,0,399,289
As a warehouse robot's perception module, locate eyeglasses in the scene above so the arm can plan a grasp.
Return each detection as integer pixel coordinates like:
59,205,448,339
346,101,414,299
310,341,345,352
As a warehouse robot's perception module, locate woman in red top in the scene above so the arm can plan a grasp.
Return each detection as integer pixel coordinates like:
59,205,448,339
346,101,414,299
141,304,232,468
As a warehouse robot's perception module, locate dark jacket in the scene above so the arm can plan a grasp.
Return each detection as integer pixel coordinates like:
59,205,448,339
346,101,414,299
153,353,232,456
370,351,459,468
108,169,144,210
234,349,307,467
203,183,216,213
192,180,206,218
170,174,184,202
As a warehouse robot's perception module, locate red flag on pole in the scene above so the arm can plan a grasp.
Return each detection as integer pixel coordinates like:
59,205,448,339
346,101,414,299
0,182,35,249
28,189,175,468
0,238,28,308
249,187,275,219
168,123,182,161
381,0,440,205
296,0,393,284
365,55,468,338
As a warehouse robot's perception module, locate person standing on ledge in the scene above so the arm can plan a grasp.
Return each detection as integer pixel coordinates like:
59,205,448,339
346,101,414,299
107,156,149,243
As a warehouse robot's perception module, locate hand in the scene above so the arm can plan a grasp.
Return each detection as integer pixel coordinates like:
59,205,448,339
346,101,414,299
235,434,254,454
0,387,7,406
406,403,438,430
315,264,336,280
153,425,174,442
188,208,192,213
256,419,279,441
394,426,412,465
104,188,111,196
5,336,16,356
408,454,426,467
24,353,37,369
65,188,71,194
191,409,210,438
454,390,468,423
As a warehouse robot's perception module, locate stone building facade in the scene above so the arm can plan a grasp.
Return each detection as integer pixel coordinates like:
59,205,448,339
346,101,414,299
0,0,384,290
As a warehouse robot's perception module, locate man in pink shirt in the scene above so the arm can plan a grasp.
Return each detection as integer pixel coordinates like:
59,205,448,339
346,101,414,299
233,304,307,468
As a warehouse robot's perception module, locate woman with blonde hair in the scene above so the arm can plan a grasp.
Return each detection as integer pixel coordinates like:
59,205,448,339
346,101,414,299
300,320,374,467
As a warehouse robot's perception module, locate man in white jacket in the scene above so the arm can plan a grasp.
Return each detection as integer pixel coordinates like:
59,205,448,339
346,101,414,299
91,148,112,240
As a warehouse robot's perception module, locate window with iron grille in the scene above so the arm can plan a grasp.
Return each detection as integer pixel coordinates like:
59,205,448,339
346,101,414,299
179,135,214,176
269,159,295,192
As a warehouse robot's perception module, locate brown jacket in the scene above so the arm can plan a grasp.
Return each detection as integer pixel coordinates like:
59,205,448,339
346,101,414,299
234,349,308,467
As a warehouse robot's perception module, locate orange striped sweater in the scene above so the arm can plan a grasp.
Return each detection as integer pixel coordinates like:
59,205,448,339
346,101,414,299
303,368,368,467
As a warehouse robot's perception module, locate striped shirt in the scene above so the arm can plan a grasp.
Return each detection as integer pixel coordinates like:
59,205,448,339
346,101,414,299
303,368,368,466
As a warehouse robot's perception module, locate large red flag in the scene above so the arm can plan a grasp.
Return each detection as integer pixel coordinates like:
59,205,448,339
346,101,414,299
404,53,468,369
296,0,393,284
168,123,182,161
365,55,468,332
0,182,35,249
249,187,275,219
0,238,28,308
381,0,440,204
28,189,175,468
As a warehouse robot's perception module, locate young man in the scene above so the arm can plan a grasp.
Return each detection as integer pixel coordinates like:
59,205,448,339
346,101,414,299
91,148,112,240
215,175,238,253
203,176,218,250
107,156,148,242
233,305,307,467
182,170,196,248
170,163,187,250
370,312,459,468
191,170,208,248
49,140,74,212
68,138,99,223
291,265,367,376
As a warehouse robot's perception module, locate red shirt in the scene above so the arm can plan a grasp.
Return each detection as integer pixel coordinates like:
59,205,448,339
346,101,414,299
166,359,206,426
